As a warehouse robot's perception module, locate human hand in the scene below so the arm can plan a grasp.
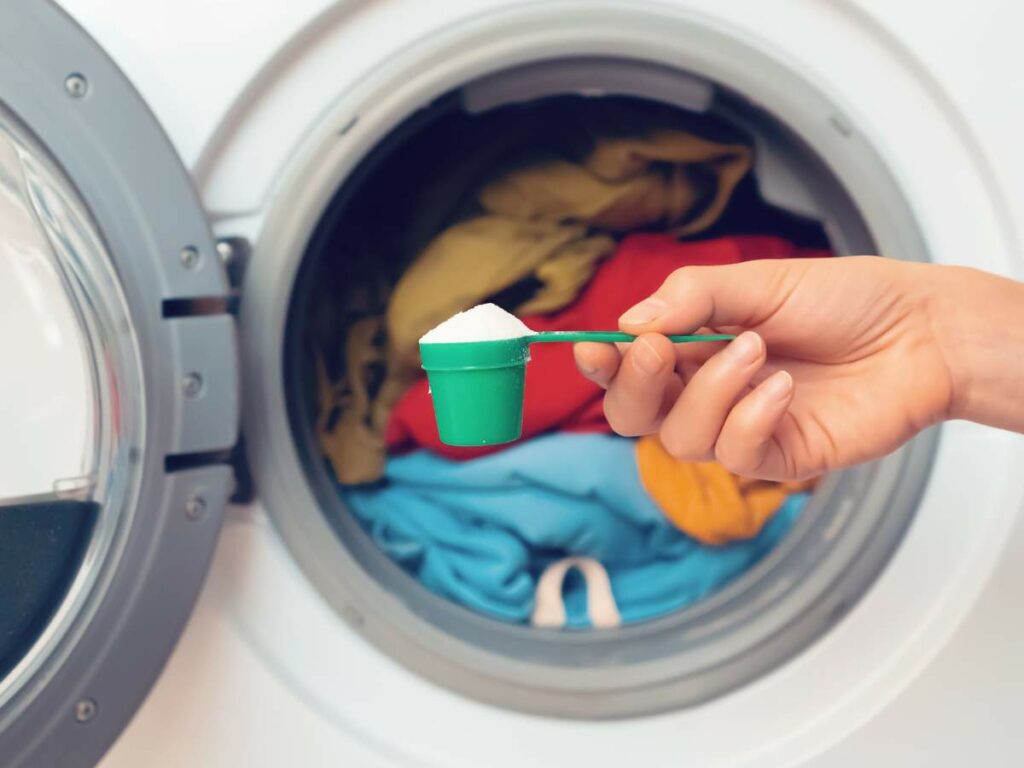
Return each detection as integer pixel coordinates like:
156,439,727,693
574,256,982,481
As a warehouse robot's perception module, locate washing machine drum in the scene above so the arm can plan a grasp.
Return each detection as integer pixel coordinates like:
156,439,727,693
0,3,239,766
253,50,937,719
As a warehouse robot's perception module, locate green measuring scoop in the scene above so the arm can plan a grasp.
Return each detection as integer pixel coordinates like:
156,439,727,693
420,331,734,446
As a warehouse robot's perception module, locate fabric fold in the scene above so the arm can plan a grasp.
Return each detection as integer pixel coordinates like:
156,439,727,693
342,433,806,626
635,435,815,545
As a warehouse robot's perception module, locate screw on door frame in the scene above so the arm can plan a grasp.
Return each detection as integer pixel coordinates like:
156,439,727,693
179,245,200,269
185,495,207,521
64,73,88,98
75,698,97,723
182,372,204,398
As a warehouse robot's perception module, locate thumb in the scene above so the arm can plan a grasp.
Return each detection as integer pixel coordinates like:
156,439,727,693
618,259,807,335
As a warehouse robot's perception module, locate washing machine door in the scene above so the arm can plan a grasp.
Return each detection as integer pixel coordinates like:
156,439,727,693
0,2,238,766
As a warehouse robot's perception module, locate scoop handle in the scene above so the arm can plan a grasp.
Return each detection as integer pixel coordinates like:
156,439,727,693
531,331,735,344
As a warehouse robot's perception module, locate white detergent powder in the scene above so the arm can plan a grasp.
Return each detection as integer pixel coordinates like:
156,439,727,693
420,303,534,343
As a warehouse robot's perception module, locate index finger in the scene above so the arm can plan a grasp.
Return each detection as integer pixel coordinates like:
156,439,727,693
617,258,816,335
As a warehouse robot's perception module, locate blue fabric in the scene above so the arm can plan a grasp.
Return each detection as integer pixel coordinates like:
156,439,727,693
342,434,805,627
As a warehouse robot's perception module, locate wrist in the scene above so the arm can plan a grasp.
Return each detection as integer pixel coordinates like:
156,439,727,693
929,265,1024,429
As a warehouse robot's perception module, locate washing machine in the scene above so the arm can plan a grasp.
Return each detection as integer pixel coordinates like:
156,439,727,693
2,0,1023,765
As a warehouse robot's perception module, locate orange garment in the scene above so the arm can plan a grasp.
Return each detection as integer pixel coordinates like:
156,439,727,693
636,436,814,546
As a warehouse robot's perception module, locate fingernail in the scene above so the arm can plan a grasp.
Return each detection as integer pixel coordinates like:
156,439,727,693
761,371,793,402
619,298,667,326
632,337,665,375
725,332,763,366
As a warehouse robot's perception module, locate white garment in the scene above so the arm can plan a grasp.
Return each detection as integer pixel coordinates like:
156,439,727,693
531,556,621,629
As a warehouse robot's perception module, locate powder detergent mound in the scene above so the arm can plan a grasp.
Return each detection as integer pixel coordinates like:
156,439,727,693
420,303,535,344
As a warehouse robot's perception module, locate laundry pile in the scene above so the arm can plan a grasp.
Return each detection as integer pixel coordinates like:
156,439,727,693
313,98,827,628
344,434,809,626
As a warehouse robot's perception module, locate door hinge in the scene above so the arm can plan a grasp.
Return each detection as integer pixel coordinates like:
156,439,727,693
227,435,255,504
216,236,250,293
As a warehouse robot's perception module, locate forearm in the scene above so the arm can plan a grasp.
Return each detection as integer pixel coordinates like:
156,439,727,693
931,265,1024,432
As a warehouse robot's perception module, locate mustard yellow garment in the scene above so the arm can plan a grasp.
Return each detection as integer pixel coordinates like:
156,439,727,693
385,128,751,376
316,317,388,482
385,220,616,372
480,129,750,235
636,436,814,546
320,102,752,485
